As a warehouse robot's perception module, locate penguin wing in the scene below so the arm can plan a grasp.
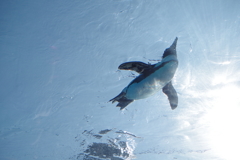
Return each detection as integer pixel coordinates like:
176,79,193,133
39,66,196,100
118,61,153,74
162,81,178,110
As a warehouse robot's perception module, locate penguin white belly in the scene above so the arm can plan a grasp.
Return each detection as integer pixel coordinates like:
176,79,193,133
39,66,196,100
125,61,178,100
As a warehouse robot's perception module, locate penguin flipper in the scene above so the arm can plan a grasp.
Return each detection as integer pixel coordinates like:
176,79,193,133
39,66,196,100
118,61,153,74
162,81,178,110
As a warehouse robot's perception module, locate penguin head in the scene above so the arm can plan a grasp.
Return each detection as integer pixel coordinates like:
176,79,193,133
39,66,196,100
162,37,178,58
162,48,177,58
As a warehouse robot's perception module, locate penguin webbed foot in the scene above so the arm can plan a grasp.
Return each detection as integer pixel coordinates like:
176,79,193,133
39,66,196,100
116,99,134,110
109,91,125,103
109,92,134,110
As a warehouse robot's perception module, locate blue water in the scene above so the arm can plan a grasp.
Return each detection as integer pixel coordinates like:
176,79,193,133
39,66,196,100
1,0,240,159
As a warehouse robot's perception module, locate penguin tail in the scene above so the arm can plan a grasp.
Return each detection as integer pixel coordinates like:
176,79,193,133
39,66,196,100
109,92,134,110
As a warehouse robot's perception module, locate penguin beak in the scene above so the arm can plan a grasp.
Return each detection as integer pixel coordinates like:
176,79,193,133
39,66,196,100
170,37,178,50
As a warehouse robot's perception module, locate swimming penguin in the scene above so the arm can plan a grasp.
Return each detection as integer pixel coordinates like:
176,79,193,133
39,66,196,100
110,37,178,110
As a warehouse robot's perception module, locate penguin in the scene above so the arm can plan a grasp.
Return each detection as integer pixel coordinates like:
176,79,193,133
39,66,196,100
110,37,178,110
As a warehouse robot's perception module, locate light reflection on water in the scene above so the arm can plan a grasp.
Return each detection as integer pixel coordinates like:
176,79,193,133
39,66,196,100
204,83,240,160
174,56,240,159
